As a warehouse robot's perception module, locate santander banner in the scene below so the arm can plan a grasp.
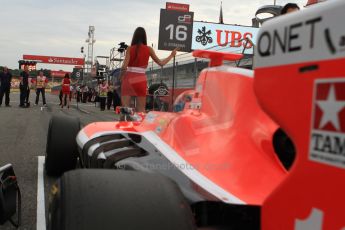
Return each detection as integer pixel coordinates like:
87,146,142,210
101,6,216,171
192,22,259,54
23,55,84,66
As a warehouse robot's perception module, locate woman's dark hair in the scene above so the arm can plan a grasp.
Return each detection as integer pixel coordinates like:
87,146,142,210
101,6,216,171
281,3,300,15
131,27,147,46
64,73,70,79
131,27,147,65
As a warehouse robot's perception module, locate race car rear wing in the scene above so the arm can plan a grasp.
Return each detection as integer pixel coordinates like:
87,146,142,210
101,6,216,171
254,0,345,229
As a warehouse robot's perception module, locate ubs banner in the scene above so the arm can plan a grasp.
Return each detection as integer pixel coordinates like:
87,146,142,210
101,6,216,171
191,22,259,54
158,9,194,52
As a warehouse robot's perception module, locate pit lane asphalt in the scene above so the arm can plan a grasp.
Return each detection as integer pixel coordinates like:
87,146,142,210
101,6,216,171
0,92,118,229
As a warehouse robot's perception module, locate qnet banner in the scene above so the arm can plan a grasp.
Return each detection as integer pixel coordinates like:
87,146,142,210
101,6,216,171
23,55,85,65
191,22,259,54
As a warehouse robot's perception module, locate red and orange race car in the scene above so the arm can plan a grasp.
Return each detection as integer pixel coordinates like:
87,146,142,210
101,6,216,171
45,1,345,229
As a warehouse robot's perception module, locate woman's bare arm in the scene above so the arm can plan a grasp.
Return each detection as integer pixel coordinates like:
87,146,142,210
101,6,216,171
149,47,178,67
120,46,131,80
121,46,131,70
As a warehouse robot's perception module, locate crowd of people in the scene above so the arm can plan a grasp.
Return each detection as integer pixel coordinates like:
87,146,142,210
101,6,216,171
0,66,123,111
0,65,48,108
1,26,178,112
58,74,122,111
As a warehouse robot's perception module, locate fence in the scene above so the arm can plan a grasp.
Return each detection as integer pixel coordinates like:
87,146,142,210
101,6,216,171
145,38,254,109
100,38,255,111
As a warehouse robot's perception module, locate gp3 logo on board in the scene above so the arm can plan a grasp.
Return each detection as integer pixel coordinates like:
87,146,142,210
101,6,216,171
178,15,192,24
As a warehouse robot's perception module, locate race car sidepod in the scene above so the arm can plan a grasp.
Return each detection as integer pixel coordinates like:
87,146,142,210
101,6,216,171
255,0,345,229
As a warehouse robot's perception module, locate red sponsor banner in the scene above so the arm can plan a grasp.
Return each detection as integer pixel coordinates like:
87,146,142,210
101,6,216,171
23,55,85,66
51,70,71,78
166,2,189,12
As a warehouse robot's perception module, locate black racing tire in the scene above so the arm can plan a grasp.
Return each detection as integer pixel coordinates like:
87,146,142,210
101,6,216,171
47,169,196,230
45,115,80,177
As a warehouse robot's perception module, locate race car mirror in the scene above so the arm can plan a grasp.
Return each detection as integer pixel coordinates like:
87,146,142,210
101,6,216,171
193,50,243,67
0,164,21,228
254,0,345,229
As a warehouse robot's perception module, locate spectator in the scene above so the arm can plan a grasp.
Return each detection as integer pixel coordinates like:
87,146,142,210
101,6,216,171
76,84,81,102
113,68,122,109
70,84,74,102
35,71,48,106
91,88,96,102
19,66,29,108
82,85,88,103
94,83,100,104
59,89,66,106
88,87,92,102
0,66,12,107
99,80,108,111
281,3,300,15
107,82,114,110
61,73,71,109
25,76,35,107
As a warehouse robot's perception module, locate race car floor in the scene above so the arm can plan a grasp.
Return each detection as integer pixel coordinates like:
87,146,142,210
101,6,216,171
0,92,119,229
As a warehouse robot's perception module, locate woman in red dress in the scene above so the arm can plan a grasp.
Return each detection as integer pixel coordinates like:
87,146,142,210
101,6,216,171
61,73,71,109
121,27,178,112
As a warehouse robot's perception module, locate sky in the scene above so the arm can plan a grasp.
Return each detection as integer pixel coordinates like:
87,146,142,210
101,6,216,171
0,0,306,71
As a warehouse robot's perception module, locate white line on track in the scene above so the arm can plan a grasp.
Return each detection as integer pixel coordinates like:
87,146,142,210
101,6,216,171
37,156,46,230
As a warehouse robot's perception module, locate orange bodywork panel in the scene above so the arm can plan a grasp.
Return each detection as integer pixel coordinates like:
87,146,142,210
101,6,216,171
158,69,285,205
256,1,345,229
81,63,286,205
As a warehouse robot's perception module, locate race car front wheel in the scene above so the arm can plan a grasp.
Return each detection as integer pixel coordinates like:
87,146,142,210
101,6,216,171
47,169,196,230
45,115,80,177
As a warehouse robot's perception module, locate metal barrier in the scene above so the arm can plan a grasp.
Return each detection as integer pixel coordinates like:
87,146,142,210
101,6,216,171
146,38,255,109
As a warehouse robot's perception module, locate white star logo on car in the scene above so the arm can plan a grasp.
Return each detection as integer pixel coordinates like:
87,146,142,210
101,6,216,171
316,85,345,131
